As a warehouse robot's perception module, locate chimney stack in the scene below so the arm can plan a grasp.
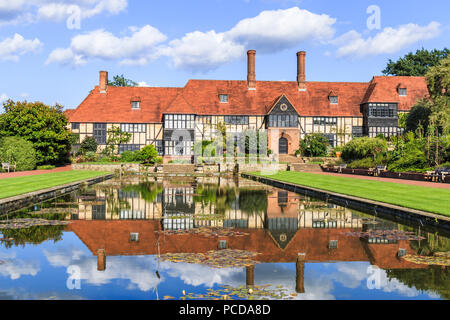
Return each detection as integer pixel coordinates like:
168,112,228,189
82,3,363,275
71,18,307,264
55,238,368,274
297,51,306,91
247,50,256,90
99,71,108,93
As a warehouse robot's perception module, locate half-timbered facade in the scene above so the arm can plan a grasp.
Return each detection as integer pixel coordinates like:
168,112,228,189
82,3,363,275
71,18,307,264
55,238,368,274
66,50,429,161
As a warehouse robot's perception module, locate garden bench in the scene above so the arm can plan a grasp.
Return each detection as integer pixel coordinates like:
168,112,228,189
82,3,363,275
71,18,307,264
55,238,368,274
435,167,450,183
337,164,347,173
374,165,387,176
1,162,16,173
427,167,450,182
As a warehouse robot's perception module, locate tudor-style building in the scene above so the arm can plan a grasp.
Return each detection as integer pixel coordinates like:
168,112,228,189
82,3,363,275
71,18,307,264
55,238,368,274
66,50,429,162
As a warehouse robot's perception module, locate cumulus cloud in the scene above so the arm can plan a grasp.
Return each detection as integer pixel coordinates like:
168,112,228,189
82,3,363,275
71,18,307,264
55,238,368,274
46,25,167,66
0,33,42,62
163,7,336,71
37,0,127,22
162,31,245,73
227,7,336,53
47,7,336,71
0,258,40,280
0,0,127,26
333,22,441,58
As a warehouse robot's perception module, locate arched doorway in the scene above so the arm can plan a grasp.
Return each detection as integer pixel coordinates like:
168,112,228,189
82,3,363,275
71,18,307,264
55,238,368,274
279,137,288,154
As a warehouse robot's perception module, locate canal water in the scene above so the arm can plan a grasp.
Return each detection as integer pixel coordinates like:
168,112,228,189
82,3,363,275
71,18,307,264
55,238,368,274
0,177,448,300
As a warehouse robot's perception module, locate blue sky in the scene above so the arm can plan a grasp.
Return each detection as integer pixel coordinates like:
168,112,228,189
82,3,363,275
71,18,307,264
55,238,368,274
0,0,449,110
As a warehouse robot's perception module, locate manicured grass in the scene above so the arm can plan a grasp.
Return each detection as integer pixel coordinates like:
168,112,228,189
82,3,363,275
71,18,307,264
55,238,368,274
251,171,450,217
0,170,110,200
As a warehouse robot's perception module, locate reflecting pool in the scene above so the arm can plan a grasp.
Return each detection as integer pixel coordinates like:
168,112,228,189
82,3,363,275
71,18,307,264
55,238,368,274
0,177,448,300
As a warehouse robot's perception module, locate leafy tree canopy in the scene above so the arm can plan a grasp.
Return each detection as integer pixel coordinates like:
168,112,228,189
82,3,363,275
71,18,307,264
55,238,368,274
382,48,449,76
299,133,329,157
0,100,71,165
108,74,138,87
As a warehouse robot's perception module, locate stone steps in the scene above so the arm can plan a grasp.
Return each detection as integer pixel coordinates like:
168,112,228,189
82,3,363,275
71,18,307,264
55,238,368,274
278,154,304,164
162,164,195,174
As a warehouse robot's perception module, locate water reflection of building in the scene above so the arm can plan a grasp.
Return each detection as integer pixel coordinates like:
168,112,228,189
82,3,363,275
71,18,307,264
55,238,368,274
59,178,428,294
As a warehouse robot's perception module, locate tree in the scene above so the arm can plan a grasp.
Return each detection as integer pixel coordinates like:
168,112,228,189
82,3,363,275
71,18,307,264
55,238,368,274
104,126,132,160
79,136,98,154
0,136,37,171
0,100,71,165
108,74,138,87
405,99,433,134
138,145,158,164
299,133,329,157
382,48,449,76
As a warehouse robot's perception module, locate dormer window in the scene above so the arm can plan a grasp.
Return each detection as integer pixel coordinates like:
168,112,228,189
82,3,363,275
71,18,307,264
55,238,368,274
219,94,229,103
131,101,140,109
329,96,338,104
131,97,141,109
398,88,407,96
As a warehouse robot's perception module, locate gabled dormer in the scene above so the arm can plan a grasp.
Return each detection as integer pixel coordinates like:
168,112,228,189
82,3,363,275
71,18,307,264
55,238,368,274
267,95,299,128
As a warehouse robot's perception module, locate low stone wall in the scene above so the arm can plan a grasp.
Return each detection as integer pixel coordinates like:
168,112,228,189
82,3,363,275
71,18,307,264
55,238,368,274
242,173,450,232
73,162,288,175
72,163,145,173
0,174,113,214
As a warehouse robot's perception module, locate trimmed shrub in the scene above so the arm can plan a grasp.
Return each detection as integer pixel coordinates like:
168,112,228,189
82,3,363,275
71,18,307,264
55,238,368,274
341,137,388,162
79,136,98,154
299,133,329,157
138,145,158,164
120,150,138,162
0,136,37,171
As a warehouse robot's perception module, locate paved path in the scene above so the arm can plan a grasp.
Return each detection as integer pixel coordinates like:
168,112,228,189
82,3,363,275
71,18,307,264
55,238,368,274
315,171,450,189
0,165,72,179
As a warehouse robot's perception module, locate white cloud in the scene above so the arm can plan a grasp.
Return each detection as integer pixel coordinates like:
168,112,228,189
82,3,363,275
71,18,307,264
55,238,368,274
0,0,127,26
162,30,245,72
227,7,336,53
47,6,336,71
46,25,167,66
0,33,42,61
0,258,40,280
37,0,127,22
333,22,441,58
162,7,336,72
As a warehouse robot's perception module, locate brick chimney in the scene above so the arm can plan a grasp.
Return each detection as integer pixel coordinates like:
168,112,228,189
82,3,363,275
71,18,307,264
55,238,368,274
247,50,256,90
99,71,108,93
297,51,307,91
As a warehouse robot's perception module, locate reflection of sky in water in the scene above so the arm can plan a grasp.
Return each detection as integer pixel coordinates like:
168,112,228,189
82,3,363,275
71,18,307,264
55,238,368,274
0,231,442,300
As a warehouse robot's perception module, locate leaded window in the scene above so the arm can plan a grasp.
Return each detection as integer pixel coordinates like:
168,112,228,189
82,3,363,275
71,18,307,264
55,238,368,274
329,96,338,104
398,88,407,96
219,94,229,103
224,116,249,125
323,133,337,148
368,104,397,118
71,122,80,130
268,114,297,127
118,144,141,154
164,140,194,156
120,123,146,133
164,114,195,129
313,117,337,126
93,123,107,144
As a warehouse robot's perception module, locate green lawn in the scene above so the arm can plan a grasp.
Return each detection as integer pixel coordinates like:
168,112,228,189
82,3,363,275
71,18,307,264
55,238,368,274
251,171,450,217
0,170,110,200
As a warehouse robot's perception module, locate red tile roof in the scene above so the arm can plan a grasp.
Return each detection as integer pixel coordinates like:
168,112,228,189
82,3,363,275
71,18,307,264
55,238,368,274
362,76,429,111
67,76,429,124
